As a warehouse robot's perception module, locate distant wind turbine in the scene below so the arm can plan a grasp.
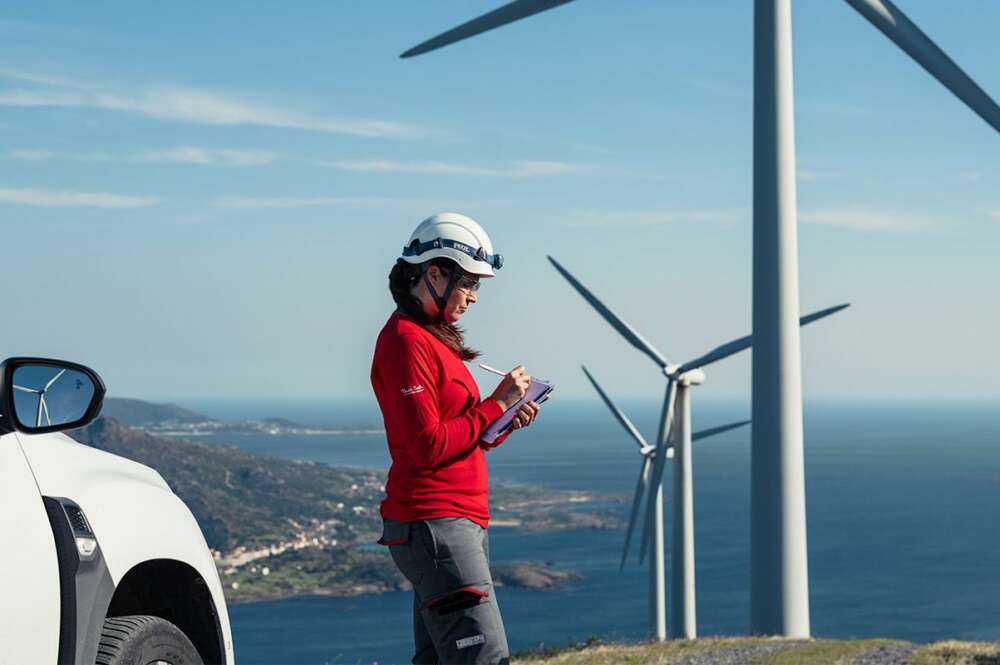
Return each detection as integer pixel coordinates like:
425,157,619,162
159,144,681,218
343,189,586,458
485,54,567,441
549,255,846,640
398,0,1000,637
582,364,749,639
13,368,66,427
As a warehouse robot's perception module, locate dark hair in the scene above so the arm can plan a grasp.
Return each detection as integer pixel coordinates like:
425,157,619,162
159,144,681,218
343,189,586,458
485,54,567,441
388,258,481,361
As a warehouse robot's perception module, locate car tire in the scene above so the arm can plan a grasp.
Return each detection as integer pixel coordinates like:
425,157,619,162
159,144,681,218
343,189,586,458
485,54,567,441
95,615,203,665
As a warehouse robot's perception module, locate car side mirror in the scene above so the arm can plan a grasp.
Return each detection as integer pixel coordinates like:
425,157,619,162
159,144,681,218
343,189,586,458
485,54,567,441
0,358,106,435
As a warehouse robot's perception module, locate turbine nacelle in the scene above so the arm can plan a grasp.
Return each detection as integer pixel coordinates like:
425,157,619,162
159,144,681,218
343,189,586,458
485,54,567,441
677,369,705,387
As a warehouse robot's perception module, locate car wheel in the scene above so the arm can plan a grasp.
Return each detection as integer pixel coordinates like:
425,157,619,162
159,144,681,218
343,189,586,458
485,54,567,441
95,615,203,665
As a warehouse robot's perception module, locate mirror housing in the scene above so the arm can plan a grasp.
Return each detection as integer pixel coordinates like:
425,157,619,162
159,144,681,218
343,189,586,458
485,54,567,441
0,357,106,435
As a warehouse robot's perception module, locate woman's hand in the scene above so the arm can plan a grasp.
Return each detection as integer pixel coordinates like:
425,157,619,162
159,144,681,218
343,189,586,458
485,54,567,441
490,365,531,411
511,400,541,430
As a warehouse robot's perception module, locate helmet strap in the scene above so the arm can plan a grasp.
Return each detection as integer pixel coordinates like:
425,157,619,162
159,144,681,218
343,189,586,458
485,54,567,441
422,264,460,320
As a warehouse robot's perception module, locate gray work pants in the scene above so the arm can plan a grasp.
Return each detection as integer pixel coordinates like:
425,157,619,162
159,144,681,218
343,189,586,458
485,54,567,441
381,518,509,665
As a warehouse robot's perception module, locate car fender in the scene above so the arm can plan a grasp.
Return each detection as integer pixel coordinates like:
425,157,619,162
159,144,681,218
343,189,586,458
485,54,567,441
17,431,234,664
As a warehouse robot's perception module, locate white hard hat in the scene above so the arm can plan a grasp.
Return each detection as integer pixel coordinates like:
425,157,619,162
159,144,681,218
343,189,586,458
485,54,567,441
400,212,503,277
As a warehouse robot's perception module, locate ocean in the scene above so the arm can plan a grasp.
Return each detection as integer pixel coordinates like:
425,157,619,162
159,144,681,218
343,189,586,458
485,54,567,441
180,398,1000,664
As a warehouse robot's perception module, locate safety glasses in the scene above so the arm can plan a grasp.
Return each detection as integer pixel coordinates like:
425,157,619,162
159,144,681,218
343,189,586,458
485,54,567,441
436,268,481,293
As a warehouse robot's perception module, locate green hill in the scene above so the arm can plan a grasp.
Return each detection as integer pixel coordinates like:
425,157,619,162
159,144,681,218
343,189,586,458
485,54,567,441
101,398,211,427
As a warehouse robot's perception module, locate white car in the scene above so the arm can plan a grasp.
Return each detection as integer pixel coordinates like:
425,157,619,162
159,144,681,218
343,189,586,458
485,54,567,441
0,357,234,665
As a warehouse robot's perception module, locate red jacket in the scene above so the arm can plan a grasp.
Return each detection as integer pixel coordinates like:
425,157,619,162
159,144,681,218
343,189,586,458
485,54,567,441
371,311,507,528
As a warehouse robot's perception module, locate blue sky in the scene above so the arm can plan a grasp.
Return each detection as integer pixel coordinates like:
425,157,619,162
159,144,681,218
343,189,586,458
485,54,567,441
1,1,998,403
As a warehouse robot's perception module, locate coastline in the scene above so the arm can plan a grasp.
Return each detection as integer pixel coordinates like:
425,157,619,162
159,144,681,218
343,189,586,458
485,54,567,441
220,543,585,605
225,583,398,606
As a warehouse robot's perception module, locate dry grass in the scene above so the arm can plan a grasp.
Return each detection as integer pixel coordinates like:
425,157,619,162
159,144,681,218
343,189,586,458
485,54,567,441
911,641,1000,665
512,637,1000,665
752,639,909,664
514,637,804,664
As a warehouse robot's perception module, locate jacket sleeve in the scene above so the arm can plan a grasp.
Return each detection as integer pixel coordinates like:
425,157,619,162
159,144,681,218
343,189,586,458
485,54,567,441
480,423,512,451
383,334,505,468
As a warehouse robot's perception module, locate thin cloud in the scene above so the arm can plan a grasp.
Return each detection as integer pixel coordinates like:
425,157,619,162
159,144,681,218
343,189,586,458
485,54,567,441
213,195,490,212
0,187,158,208
8,146,277,166
564,207,937,232
139,146,278,166
799,208,928,233
8,148,51,161
0,73,424,139
0,67,83,89
214,197,347,209
561,207,746,227
515,160,583,176
986,209,1000,222
321,158,583,178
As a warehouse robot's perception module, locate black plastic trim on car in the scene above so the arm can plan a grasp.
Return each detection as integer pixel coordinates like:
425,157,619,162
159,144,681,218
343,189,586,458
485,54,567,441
43,496,79,665
43,496,116,665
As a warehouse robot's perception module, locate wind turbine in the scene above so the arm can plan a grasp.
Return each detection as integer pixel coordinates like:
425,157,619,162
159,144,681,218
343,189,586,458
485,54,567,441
398,0,1000,637
552,256,845,639
582,364,749,640
13,368,66,427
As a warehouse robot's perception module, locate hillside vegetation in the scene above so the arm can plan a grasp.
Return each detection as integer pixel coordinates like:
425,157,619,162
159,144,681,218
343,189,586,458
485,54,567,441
101,398,209,426
74,416,384,552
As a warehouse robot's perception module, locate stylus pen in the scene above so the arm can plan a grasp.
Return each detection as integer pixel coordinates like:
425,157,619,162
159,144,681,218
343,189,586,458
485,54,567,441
478,363,508,377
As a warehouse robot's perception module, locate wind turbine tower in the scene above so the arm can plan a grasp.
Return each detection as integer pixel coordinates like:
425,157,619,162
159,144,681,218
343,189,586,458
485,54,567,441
399,0,1000,638
582,365,750,640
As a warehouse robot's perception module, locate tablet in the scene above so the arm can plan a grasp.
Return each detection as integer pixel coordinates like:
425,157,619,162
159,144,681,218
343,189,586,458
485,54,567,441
480,377,554,444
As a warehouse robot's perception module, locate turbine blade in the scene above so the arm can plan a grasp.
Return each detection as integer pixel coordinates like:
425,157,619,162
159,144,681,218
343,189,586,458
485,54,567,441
692,419,751,442
582,365,650,451
13,385,40,394
676,333,753,376
799,302,850,326
44,368,66,391
401,0,578,58
844,0,1000,134
639,379,676,564
549,255,669,369
620,456,651,571
677,303,850,374
41,395,51,427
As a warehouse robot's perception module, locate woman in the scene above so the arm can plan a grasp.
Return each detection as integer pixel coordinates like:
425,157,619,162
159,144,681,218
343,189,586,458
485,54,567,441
371,212,540,665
